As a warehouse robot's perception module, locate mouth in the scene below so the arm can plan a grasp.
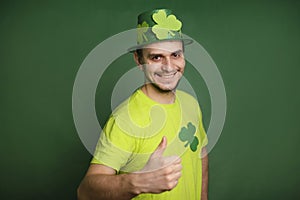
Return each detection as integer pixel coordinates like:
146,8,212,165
155,71,177,79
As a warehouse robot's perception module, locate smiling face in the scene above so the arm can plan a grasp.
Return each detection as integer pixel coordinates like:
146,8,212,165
134,41,185,93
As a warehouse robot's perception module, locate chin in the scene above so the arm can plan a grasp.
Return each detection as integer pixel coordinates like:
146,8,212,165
153,83,178,92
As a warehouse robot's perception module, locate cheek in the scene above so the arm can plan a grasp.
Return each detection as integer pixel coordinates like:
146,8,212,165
177,60,185,73
144,64,160,73
138,65,144,71
143,67,156,78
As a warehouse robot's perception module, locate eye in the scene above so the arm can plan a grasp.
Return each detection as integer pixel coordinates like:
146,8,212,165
151,55,162,61
172,52,181,58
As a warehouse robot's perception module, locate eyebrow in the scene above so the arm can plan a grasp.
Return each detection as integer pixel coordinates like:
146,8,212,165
171,50,183,55
146,49,183,57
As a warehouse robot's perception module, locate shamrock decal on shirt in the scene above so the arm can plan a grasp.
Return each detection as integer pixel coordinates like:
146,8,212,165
151,10,182,40
137,21,149,44
179,122,199,152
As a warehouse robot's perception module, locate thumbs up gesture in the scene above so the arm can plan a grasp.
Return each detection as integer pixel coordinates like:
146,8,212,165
135,136,182,193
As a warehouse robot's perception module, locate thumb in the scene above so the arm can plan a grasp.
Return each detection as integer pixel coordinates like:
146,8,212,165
151,136,167,158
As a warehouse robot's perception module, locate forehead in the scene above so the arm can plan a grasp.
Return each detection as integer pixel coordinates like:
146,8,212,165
142,40,183,54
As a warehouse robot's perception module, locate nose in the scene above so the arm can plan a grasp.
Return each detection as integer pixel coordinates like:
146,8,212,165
161,57,173,72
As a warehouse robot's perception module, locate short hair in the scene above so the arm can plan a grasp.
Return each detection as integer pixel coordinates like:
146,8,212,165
135,49,144,64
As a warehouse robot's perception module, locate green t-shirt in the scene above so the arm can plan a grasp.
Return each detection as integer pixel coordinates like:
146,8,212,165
92,89,208,199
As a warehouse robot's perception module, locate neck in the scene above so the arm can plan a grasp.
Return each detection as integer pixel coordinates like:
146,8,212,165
141,84,176,104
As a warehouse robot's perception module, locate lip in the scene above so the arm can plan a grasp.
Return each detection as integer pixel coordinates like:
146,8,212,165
155,72,177,79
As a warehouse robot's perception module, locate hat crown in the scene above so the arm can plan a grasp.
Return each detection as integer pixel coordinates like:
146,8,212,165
128,8,192,52
137,9,174,25
136,9,183,44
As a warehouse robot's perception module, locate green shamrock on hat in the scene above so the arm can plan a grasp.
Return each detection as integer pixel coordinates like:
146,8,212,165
152,10,182,40
137,21,149,44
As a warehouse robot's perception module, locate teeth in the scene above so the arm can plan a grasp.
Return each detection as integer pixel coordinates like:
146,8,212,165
157,72,176,78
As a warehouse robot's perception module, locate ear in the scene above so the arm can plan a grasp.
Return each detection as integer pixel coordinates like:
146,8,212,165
133,52,143,70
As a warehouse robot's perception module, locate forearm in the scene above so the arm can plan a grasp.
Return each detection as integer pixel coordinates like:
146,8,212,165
78,137,182,199
201,149,208,200
78,164,181,200
77,173,139,200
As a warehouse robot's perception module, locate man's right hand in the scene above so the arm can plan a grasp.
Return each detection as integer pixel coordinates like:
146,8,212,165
77,136,182,200
132,136,182,194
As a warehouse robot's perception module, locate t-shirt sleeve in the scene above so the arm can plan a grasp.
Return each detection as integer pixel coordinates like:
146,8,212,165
197,104,208,149
91,116,135,172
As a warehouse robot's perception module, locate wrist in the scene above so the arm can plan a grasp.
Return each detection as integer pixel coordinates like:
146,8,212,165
120,173,143,196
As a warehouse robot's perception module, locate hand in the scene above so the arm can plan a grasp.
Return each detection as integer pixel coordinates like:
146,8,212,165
134,136,182,193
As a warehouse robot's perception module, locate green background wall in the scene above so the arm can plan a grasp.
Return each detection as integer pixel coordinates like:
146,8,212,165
1,0,299,199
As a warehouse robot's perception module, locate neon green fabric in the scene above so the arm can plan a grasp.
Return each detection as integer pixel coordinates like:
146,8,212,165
128,9,193,52
92,89,208,199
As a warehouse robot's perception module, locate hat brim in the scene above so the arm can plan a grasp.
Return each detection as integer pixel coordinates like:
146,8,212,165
127,38,193,52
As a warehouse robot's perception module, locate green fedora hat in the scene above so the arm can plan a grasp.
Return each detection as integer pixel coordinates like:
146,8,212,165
128,8,193,52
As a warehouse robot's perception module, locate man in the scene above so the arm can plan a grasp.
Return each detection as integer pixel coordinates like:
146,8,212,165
78,9,208,200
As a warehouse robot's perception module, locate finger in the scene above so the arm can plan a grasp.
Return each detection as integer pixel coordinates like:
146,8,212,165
172,172,182,181
163,156,181,166
169,167,182,180
174,162,182,169
151,136,167,158
171,163,182,173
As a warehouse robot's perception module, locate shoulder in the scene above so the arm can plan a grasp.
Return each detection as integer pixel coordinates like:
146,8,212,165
111,89,143,118
176,89,203,117
176,90,199,105
109,89,151,131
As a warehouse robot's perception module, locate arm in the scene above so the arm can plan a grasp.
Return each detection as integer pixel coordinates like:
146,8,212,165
201,147,208,200
77,136,182,200
77,164,137,200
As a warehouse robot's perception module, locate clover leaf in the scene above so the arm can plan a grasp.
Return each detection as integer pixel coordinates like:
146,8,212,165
152,10,182,40
190,135,199,152
179,122,199,152
137,21,149,44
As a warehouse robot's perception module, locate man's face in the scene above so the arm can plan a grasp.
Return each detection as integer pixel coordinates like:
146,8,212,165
135,41,185,92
